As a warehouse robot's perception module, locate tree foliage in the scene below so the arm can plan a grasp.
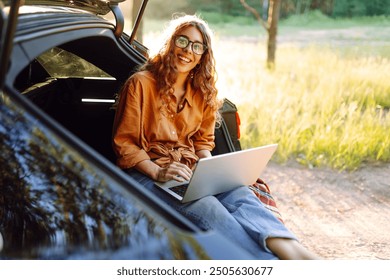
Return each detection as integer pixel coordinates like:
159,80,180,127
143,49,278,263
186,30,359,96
333,0,390,17
145,0,389,19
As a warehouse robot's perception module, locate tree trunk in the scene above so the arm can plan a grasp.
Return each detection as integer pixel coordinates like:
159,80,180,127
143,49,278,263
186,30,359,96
266,0,281,69
240,0,281,69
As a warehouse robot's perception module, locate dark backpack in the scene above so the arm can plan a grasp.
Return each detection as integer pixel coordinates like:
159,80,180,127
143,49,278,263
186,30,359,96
212,98,242,155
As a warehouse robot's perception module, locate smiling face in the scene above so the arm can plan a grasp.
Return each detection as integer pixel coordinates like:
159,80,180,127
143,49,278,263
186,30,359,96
173,26,204,77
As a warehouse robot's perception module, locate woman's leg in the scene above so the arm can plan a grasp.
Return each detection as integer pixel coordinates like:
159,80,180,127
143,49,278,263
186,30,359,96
217,186,319,259
267,238,321,260
175,195,278,259
217,186,296,248
125,169,279,259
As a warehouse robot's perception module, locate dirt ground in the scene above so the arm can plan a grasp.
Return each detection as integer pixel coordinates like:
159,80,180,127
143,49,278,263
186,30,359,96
261,161,390,260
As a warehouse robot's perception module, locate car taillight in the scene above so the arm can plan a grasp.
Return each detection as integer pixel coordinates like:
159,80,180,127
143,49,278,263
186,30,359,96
235,111,241,139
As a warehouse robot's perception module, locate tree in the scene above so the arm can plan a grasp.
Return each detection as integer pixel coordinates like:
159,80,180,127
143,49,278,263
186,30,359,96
240,0,281,69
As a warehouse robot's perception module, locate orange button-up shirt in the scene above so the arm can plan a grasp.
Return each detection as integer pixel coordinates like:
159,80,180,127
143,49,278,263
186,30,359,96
112,71,216,170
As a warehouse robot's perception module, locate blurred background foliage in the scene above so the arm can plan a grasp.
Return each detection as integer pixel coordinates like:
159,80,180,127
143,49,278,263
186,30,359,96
143,0,390,20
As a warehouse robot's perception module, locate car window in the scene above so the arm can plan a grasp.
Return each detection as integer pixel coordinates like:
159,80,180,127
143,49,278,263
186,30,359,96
37,47,112,79
14,46,114,94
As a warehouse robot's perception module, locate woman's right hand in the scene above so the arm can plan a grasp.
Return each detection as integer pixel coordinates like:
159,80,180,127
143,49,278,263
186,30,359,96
156,162,193,182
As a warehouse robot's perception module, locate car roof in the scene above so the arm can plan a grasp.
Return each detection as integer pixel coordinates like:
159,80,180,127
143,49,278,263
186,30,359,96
3,0,127,15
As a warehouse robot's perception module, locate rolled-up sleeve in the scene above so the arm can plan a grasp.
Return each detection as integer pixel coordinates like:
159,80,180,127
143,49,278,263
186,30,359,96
112,77,150,169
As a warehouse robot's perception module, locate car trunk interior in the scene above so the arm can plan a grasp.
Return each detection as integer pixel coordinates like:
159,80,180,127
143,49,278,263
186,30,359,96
23,77,119,162
15,37,141,163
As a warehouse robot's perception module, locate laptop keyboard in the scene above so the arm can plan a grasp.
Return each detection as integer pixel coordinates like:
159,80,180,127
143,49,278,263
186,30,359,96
169,184,189,197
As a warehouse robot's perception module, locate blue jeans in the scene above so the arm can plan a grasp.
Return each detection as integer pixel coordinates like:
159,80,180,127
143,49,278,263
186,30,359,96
126,169,297,259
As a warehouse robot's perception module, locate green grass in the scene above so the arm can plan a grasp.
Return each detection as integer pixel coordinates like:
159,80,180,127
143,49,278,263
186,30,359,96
143,15,390,170
214,43,390,170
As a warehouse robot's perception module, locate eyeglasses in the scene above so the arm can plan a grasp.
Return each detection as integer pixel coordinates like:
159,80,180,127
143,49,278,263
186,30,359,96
174,35,207,55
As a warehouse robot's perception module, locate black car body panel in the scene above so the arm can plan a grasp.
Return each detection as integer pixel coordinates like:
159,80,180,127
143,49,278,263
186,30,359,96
0,0,250,259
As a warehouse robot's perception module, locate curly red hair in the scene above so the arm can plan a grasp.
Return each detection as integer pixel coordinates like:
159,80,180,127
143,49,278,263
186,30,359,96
141,14,219,111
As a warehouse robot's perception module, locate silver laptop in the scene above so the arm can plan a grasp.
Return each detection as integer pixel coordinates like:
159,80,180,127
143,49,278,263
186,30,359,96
154,143,277,203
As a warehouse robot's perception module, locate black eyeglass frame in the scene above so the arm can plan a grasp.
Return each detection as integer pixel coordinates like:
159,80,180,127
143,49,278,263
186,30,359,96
174,35,208,55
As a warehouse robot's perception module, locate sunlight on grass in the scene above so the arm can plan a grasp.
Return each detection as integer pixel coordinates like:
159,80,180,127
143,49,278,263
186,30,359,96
213,41,390,170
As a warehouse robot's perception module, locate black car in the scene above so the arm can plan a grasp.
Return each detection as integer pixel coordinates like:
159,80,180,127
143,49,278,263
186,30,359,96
0,0,247,259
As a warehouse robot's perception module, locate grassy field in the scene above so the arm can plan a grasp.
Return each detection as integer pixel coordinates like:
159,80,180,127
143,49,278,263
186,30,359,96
143,14,390,170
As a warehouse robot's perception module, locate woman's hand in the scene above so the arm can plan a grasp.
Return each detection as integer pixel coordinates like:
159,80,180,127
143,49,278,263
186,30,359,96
135,159,192,182
156,162,193,182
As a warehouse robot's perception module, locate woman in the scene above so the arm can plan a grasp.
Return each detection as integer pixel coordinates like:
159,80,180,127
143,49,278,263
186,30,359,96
112,14,318,260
